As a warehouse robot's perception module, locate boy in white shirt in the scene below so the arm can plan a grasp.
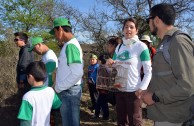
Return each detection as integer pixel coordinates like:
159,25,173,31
17,61,61,126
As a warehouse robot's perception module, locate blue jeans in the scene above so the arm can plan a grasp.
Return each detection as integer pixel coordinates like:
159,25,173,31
59,85,82,126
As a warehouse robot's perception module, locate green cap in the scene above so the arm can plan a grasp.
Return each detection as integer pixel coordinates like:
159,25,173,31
49,17,72,35
28,37,43,52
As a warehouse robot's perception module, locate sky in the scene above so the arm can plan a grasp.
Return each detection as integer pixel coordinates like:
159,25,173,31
64,0,103,13
64,0,107,43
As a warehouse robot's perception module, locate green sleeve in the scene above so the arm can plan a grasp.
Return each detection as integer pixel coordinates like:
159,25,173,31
112,52,116,60
66,44,81,65
45,61,56,87
52,93,62,109
140,49,150,61
17,100,33,121
20,119,32,126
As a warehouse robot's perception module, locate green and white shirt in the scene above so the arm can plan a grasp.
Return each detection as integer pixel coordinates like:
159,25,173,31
55,37,83,93
17,85,61,126
41,49,58,87
113,39,152,92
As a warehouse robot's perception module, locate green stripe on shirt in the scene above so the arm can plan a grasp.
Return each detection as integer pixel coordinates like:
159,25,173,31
17,100,33,121
52,93,62,109
140,49,150,61
66,44,81,65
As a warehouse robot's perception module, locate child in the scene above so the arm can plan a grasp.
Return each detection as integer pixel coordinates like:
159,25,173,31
93,54,110,120
87,54,99,112
17,61,61,126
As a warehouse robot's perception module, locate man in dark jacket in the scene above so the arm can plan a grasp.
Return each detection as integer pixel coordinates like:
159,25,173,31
14,32,34,97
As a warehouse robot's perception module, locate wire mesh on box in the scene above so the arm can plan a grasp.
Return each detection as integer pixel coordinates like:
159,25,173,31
96,65,128,92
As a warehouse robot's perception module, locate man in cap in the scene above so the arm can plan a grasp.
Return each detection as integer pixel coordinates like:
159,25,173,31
29,37,58,87
49,17,83,126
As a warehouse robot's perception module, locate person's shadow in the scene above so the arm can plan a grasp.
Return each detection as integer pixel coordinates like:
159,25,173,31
0,93,21,126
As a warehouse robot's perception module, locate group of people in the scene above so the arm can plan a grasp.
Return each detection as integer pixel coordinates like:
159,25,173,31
13,3,194,126
87,3,194,126
15,17,83,126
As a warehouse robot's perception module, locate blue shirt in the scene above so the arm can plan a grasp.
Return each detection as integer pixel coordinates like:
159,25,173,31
88,63,99,84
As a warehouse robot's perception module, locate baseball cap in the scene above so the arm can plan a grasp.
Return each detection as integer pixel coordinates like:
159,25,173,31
90,54,98,59
140,35,152,42
28,37,43,52
49,17,72,35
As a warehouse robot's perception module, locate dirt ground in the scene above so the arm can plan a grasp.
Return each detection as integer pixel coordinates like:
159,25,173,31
0,92,153,126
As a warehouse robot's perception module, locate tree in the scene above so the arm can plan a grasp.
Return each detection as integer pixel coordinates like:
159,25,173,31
0,0,82,40
79,0,193,53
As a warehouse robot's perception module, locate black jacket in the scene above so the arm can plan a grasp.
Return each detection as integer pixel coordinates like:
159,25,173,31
16,44,34,84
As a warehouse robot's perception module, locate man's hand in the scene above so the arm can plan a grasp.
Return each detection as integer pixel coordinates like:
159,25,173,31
142,91,155,105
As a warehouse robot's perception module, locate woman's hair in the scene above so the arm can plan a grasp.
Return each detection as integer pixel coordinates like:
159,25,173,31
122,18,138,31
108,36,121,47
26,61,46,82
98,54,109,64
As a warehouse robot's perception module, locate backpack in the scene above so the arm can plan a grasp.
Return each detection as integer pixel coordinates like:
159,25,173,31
157,30,192,65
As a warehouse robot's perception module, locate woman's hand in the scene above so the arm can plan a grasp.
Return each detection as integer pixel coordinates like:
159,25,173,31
106,58,115,65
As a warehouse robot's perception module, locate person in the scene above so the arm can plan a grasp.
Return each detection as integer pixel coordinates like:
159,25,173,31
28,37,58,87
107,18,152,126
142,3,194,126
93,54,110,120
87,54,99,112
49,17,83,126
92,37,120,120
14,32,34,99
17,61,61,126
140,35,156,79
28,37,59,126
106,36,121,57
140,35,156,62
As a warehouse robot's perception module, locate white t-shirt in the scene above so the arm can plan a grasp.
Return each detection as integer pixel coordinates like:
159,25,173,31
113,39,152,92
55,37,83,93
17,85,61,126
41,49,58,87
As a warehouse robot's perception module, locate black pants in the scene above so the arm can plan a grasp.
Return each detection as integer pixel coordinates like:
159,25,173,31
95,93,109,118
88,83,98,109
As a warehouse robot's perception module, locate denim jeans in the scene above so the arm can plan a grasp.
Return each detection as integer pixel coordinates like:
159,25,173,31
59,85,82,126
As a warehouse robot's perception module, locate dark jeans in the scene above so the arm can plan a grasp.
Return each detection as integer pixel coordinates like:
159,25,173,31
95,92,109,118
115,92,142,126
88,83,98,109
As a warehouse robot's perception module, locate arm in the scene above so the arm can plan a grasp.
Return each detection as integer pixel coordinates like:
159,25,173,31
18,47,34,75
139,49,152,90
52,93,62,109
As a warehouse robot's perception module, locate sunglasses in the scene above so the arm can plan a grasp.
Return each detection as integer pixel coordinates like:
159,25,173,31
146,16,155,24
14,38,23,42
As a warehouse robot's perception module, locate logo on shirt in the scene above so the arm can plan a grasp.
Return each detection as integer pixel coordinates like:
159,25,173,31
117,51,130,61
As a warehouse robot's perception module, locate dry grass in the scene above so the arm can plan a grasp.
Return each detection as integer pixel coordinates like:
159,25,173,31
80,92,154,126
